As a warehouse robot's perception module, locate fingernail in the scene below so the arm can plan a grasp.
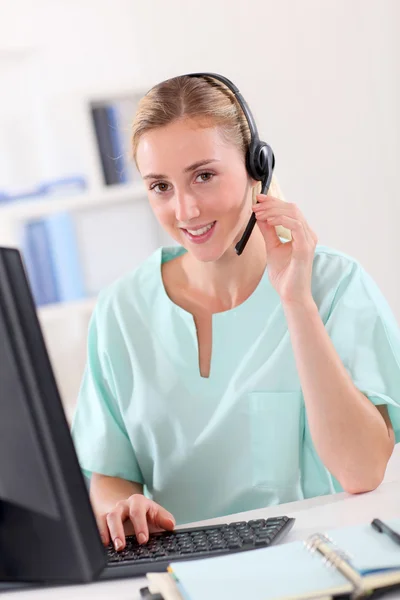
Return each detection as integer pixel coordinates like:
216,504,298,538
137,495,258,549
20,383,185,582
138,533,147,544
114,537,123,551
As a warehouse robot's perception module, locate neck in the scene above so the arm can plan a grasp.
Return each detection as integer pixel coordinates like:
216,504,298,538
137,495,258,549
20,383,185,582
181,226,268,312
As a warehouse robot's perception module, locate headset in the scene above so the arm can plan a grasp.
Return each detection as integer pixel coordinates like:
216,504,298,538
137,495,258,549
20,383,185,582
147,72,275,256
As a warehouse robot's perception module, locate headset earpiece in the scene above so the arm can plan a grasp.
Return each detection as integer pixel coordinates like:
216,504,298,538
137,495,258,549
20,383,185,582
246,141,273,182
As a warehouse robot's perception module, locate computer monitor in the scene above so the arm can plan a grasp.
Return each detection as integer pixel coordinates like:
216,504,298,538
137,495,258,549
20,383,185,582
0,246,106,588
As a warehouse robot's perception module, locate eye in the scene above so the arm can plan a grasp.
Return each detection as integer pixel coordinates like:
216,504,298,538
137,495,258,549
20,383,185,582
149,171,215,195
195,171,214,183
149,181,171,194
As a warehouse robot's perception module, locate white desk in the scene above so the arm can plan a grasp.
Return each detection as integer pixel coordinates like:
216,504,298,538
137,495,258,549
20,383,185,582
2,480,400,599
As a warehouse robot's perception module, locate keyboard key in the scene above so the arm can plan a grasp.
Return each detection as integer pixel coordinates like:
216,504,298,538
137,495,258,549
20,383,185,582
239,528,254,538
107,555,121,563
228,541,243,549
195,544,208,551
266,517,288,524
255,538,270,547
179,544,194,551
210,541,226,550
241,536,256,545
248,519,266,528
258,529,274,538
235,524,250,531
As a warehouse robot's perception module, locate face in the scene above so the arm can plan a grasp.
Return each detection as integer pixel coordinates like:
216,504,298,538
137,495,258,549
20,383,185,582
136,118,257,263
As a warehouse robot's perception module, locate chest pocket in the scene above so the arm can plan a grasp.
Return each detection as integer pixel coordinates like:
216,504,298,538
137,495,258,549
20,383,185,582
247,391,304,490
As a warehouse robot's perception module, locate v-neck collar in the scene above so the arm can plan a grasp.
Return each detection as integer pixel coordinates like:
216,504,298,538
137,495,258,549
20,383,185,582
149,246,280,387
157,245,272,323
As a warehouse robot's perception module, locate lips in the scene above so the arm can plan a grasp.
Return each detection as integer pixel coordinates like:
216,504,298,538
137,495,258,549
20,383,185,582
181,221,217,244
185,222,216,236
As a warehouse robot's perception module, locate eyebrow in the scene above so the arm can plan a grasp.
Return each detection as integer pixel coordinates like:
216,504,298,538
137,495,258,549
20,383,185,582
143,159,220,180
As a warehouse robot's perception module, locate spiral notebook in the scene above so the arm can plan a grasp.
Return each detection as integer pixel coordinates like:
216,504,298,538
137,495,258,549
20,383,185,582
159,518,400,600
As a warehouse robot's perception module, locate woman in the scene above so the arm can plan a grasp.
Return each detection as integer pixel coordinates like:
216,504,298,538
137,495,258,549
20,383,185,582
71,74,400,553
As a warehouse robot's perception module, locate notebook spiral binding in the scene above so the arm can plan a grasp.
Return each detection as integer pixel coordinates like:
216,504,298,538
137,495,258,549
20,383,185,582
304,533,366,599
307,533,353,565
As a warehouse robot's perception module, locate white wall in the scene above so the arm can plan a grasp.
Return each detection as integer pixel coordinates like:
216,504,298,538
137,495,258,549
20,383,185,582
1,0,399,440
2,0,399,310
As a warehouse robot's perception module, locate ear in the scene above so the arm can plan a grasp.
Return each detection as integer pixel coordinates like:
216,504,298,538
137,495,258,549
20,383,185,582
251,180,262,205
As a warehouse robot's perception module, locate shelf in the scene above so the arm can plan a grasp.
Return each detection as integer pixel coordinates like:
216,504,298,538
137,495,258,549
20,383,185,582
0,182,147,221
37,296,97,323
0,46,37,59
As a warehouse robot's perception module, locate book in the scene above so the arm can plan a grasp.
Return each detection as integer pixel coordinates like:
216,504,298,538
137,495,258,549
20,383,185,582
91,104,123,186
21,222,46,306
20,220,59,306
105,104,128,184
147,518,400,600
43,212,86,302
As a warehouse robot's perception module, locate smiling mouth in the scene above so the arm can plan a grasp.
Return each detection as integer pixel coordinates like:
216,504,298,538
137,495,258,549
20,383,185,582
184,222,216,236
180,221,217,243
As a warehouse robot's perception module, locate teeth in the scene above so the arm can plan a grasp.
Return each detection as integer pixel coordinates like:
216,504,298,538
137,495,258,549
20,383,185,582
187,222,215,236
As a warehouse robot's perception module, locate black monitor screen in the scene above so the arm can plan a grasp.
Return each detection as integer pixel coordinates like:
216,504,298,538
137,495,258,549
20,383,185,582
0,247,105,586
0,262,59,519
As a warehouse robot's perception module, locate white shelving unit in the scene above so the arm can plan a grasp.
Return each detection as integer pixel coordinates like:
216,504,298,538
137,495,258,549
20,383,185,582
37,295,98,325
0,181,146,240
0,181,148,321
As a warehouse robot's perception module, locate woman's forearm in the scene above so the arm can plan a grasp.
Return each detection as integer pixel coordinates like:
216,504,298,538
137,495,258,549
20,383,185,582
283,297,394,493
90,473,144,515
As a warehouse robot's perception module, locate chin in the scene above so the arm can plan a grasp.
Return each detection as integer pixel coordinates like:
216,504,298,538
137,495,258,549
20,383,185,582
182,240,237,263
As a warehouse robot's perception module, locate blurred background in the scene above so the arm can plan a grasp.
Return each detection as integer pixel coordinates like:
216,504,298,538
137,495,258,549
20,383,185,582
0,0,399,475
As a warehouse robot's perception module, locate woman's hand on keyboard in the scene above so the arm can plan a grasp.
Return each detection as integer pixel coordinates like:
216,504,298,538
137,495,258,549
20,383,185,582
99,494,176,551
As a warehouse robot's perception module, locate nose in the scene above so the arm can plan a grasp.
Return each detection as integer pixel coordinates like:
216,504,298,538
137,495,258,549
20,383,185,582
174,190,200,224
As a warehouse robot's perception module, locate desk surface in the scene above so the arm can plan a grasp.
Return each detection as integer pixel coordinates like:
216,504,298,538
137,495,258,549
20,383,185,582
2,480,400,599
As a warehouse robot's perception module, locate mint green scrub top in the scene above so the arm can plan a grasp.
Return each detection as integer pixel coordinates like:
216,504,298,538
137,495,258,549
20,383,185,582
71,244,400,525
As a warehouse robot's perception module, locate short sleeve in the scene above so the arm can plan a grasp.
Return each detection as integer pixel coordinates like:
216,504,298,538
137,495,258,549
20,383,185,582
70,304,144,484
324,261,400,443
302,257,400,498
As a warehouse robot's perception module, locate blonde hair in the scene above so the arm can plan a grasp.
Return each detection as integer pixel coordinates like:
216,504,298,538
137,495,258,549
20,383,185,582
131,75,292,241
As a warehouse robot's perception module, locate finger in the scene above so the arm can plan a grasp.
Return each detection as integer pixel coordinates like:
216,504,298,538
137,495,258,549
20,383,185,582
293,217,314,245
106,502,130,551
303,221,318,245
257,218,283,253
255,193,282,204
253,201,301,218
149,503,176,532
257,207,312,244
128,495,151,544
266,215,309,252
255,208,306,246
96,513,110,547
254,207,298,224
255,202,317,247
